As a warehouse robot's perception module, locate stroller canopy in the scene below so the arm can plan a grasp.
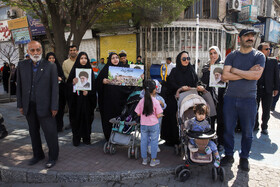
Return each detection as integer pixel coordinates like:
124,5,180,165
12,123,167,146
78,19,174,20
179,93,206,119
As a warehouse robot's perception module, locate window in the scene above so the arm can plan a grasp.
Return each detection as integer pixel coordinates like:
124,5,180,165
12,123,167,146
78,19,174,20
184,0,218,19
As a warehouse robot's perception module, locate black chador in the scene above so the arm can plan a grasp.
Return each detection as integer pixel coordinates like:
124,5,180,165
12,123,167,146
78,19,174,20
67,52,96,146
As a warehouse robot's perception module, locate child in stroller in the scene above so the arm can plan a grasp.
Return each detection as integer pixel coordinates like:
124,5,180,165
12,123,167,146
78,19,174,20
185,104,220,168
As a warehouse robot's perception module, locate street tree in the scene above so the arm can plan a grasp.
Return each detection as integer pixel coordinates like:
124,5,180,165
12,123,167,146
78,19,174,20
3,0,194,63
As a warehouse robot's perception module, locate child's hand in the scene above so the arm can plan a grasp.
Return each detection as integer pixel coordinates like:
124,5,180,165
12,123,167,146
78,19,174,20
159,100,164,107
157,113,164,118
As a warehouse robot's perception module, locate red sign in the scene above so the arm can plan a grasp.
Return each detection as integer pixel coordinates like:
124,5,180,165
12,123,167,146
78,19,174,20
0,20,11,41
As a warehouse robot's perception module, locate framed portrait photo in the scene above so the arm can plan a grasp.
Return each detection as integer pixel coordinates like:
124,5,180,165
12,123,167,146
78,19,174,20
209,64,226,88
75,68,92,90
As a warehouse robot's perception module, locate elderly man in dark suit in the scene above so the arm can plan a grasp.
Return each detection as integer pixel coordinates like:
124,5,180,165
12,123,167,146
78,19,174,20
255,43,279,135
17,41,59,168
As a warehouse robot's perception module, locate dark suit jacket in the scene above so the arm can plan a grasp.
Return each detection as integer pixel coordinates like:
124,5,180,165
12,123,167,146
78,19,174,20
16,59,59,117
258,57,279,93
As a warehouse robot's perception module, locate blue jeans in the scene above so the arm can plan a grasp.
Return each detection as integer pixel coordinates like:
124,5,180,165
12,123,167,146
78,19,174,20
223,96,257,159
141,124,159,159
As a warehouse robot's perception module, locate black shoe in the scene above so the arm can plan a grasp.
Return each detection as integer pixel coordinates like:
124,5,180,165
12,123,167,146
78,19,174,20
220,155,234,166
83,138,91,145
261,129,268,135
0,130,8,139
28,156,45,166
57,128,63,133
45,160,56,168
239,158,250,171
73,136,80,146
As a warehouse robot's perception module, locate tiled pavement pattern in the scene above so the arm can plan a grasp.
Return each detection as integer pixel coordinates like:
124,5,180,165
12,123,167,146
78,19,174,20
0,97,279,186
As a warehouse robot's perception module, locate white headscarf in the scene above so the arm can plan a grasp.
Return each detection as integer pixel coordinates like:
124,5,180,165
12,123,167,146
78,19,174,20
208,46,221,57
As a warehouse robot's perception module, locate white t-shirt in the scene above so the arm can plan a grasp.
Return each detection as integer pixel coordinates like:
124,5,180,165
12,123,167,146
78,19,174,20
167,62,176,76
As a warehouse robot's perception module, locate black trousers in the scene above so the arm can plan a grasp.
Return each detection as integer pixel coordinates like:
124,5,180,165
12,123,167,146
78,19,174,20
255,89,273,130
26,102,59,161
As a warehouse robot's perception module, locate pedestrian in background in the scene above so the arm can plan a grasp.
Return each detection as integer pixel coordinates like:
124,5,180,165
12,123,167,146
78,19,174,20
46,52,66,132
221,29,265,171
135,80,163,167
17,40,59,168
2,62,10,93
255,43,279,135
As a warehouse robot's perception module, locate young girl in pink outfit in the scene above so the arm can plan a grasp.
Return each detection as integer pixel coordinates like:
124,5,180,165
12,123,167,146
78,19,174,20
135,80,163,167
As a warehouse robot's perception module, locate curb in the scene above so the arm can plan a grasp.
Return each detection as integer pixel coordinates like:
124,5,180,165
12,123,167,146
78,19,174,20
0,164,174,183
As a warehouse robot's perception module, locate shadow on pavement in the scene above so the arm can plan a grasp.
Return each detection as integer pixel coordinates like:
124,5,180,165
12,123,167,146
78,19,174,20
231,169,249,187
249,132,278,160
271,110,280,120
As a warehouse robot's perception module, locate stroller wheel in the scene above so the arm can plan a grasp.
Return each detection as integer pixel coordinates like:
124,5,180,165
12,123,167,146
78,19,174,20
134,147,139,160
212,167,218,181
178,169,190,182
103,142,109,154
109,144,116,154
175,165,185,177
128,147,132,159
219,167,225,182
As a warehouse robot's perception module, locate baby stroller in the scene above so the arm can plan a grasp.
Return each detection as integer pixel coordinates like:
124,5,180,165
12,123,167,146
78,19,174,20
103,90,141,159
174,89,225,182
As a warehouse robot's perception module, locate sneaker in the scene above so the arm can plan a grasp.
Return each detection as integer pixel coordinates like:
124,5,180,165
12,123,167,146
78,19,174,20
220,155,234,166
239,158,250,171
205,146,212,155
214,159,220,168
150,159,160,167
261,129,268,135
147,146,151,154
142,157,150,165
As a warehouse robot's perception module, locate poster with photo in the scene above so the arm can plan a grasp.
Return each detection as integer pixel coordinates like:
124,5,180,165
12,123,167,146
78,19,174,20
130,64,144,70
75,68,92,90
209,64,226,88
108,66,144,87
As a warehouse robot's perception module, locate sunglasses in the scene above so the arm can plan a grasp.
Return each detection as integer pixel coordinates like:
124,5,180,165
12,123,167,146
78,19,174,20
265,48,271,51
182,57,191,61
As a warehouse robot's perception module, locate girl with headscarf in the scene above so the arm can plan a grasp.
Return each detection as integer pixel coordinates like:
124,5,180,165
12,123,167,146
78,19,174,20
67,52,96,146
161,51,204,146
200,46,225,150
96,52,134,141
46,52,66,132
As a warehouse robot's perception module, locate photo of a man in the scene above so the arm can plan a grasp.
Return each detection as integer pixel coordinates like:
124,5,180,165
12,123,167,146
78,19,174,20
75,68,92,90
79,71,90,88
209,64,226,88
213,67,224,85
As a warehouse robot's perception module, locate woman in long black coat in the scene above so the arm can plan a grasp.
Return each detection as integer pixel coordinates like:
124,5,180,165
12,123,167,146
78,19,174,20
46,52,66,132
96,53,133,141
161,51,202,146
67,52,96,146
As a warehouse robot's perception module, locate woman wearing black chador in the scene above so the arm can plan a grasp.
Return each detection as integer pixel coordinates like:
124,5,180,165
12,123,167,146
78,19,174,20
96,52,133,141
67,52,96,146
161,51,200,146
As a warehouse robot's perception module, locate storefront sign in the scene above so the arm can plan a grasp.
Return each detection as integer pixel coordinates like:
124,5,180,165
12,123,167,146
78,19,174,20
0,20,11,41
27,16,46,36
265,18,280,43
11,27,31,44
8,16,28,30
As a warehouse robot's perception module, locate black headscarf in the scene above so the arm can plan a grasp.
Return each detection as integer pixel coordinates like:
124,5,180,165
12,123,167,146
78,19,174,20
175,51,196,74
67,52,92,84
46,52,65,81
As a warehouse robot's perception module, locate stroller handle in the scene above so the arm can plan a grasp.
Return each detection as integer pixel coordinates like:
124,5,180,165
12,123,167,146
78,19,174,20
124,121,137,126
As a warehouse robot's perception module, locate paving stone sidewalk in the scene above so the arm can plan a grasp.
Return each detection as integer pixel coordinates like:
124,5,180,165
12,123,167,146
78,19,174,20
0,101,280,186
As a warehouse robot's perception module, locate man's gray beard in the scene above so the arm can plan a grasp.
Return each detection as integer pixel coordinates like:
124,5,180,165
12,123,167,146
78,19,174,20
30,54,42,62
